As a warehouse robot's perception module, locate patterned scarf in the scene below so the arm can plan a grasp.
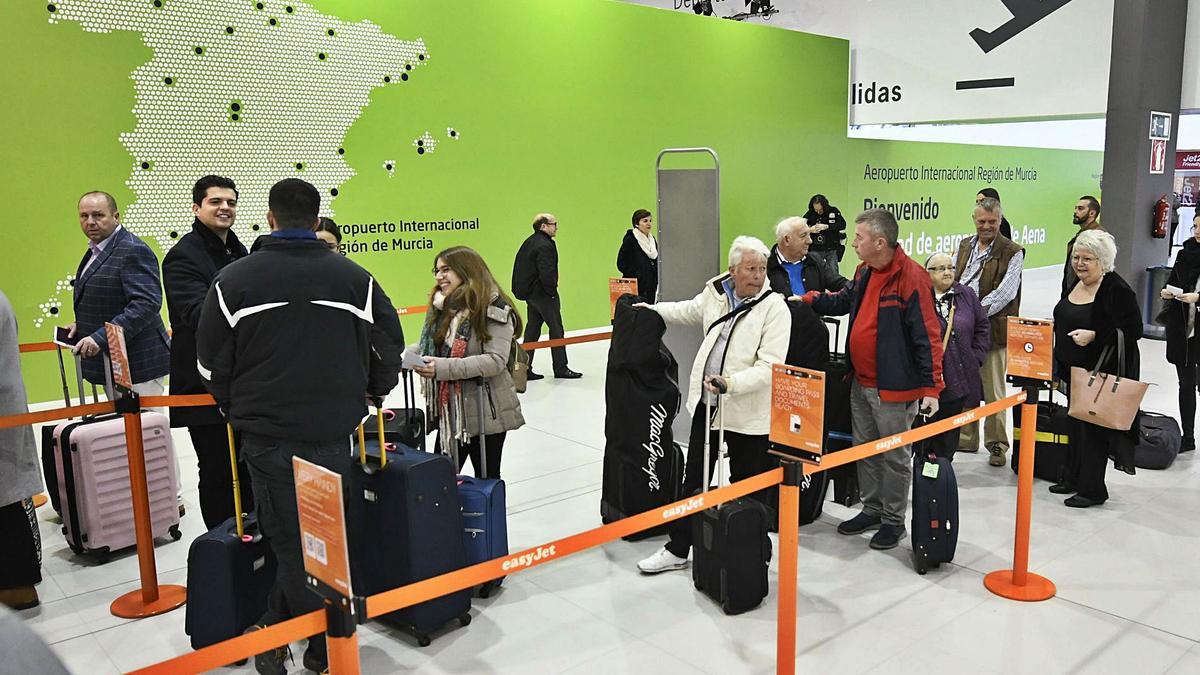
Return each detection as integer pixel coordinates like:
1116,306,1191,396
418,291,473,461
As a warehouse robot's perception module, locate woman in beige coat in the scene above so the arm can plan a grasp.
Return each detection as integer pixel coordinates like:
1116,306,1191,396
414,247,525,478
0,290,43,609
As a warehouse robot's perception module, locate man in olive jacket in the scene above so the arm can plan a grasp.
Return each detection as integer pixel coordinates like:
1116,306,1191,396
954,198,1023,467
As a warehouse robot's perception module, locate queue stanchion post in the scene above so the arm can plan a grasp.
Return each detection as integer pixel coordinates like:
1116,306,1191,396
984,386,1056,601
110,393,188,617
775,461,801,675
325,598,363,675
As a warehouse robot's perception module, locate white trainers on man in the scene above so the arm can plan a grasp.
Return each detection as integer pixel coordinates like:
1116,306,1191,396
637,547,689,574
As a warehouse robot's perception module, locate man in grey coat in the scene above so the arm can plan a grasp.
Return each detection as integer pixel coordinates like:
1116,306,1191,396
0,290,44,609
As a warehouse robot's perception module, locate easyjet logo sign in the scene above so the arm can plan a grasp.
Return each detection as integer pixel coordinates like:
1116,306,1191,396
501,545,558,571
662,496,705,519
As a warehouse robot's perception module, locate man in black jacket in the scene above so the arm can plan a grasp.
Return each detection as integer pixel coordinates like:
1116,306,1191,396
162,175,253,530
766,218,831,368
511,213,581,379
767,216,848,305
196,179,404,674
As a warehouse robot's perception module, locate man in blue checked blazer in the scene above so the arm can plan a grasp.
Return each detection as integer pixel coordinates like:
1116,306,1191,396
68,191,170,392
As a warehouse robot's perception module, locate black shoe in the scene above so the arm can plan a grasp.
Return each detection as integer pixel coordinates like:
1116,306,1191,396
302,648,327,674
1064,495,1103,508
526,371,545,381
1048,482,1077,495
244,624,291,675
837,512,882,535
869,524,906,550
554,368,582,379
1182,436,1195,453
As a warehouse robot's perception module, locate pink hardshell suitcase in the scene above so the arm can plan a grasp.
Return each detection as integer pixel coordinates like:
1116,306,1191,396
52,411,182,558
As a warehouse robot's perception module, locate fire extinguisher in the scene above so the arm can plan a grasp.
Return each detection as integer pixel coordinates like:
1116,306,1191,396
1152,194,1170,239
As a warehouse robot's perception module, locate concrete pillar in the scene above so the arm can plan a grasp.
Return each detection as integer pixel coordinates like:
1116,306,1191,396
1100,0,1188,324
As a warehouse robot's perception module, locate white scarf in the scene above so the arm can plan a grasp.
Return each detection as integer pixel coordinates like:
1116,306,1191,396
631,228,658,260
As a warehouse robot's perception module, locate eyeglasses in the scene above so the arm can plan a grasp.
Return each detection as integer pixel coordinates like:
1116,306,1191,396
1071,255,1097,265
927,265,954,273
432,266,452,276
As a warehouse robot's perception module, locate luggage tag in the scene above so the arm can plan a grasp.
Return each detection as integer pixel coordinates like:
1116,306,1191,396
922,462,939,479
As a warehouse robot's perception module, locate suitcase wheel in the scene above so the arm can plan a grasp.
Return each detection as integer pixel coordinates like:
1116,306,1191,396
458,613,472,627
912,550,927,575
416,633,432,648
478,579,502,599
169,525,182,541
94,547,111,564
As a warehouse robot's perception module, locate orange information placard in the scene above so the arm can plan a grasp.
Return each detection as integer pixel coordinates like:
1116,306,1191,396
104,322,133,392
293,457,353,600
609,278,638,318
769,364,824,461
1006,317,1054,382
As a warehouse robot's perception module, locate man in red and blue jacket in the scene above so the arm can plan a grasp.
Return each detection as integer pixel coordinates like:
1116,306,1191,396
807,208,944,550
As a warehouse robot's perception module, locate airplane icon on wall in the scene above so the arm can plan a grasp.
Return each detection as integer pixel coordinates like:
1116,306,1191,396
970,0,1076,53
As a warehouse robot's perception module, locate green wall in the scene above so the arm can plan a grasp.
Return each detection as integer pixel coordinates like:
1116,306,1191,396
3,0,1100,404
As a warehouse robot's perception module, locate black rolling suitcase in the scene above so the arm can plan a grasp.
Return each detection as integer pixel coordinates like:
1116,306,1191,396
184,424,277,651
691,396,771,615
1011,395,1070,483
602,295,684,539
347,410,472,647
911,449,958,575
821,317,860,507
362,372,427,451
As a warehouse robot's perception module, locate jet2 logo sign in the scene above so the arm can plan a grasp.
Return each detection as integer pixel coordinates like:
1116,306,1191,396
970,0,1076,53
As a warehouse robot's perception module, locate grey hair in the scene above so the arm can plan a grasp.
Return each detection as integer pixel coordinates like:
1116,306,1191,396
924,251,953,269
774,216,808,242
855,208,899,247
728,235,770,268
1072,229,1117,274
974,197,1003,219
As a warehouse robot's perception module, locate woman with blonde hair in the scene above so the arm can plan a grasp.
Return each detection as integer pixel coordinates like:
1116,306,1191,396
413,246,525,478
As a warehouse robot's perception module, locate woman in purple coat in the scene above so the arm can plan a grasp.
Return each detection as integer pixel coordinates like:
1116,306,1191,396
919,252,991,459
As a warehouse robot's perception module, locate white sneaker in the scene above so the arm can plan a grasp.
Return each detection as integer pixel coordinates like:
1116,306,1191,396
637,547,689,574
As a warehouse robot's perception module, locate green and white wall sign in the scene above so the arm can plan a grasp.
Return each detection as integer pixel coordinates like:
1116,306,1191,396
3,0,1099,403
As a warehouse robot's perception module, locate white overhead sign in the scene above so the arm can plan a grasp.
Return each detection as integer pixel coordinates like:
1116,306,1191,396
623,0,1118,125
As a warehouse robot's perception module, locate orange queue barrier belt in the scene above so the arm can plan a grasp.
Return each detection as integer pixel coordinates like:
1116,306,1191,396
16,330,609,359
114,390,1034,675
0,385,1034,673
129,469,784,675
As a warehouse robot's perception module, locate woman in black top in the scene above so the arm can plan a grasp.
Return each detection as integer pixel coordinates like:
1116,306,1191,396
616,208,658,302
802,194,847,281
976,188,1013,240
1158,213,1200,452
1051,229,1142,508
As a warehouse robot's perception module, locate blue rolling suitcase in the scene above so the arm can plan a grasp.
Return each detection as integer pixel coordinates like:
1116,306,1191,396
184,425,277,652
457,382,510,598
347,412,472,647
911,450,959,575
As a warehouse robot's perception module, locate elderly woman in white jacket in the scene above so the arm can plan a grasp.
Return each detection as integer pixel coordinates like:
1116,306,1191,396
635,235,791,574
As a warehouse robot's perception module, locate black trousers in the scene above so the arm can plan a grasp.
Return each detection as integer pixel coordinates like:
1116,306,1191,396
0,500,40,590
523,291,568,373
189,424,255,531
1176,364,1199,441
665,401,776,558
1066,418,1112,503
913,397,966,461
437,432,507,479
242,433,351,666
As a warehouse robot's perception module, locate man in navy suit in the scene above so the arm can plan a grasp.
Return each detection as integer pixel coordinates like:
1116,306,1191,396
68,192,171,395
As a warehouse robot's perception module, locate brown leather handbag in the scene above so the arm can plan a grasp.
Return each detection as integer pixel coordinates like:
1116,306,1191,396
1068,329,1148,431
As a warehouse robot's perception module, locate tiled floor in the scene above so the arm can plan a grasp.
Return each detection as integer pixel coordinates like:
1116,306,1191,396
16,266,1200,674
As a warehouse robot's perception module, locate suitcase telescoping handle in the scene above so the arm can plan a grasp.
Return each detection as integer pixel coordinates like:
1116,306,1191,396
226,424,245,539
701,378,728,494
475,377,489,480
356,404,390,469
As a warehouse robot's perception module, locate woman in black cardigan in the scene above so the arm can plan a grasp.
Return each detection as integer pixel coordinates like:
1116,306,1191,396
616,208,658,302
1052,229,1141,508
1159,213,1200,452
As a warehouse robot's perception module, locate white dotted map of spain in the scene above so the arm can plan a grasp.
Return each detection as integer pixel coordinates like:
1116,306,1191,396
38,0,448,326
